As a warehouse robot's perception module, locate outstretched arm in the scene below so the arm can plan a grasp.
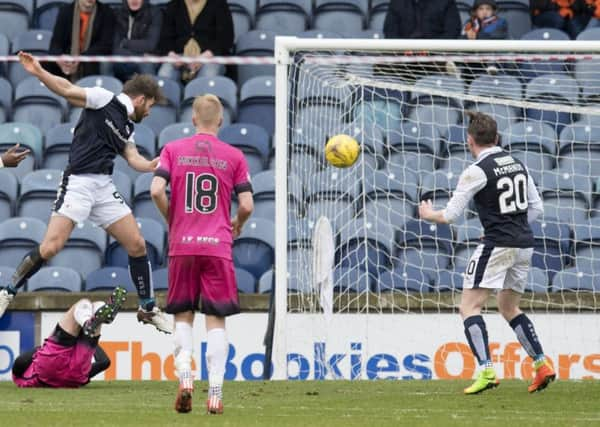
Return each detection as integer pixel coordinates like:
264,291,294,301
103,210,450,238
122,143,159,172
18,51,87,107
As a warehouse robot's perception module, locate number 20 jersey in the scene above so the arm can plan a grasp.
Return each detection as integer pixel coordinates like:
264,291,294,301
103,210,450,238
472,150,535,248
155,133,252,259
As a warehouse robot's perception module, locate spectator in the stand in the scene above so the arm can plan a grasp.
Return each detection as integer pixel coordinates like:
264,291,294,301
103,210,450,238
530,0,590,39
383,0,461,39
462,0,509,39
156,0,234,83
113,0,163,82
47,0,115,81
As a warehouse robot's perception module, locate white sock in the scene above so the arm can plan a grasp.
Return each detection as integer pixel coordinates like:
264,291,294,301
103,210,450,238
73,299,93,327
174,321,194,389
206,328,227,397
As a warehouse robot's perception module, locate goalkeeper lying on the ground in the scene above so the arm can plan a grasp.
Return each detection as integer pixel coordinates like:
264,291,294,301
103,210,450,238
12,287,127,388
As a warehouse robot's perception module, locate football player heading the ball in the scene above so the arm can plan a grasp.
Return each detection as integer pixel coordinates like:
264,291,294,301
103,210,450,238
419,111,555,394
12,287,127,388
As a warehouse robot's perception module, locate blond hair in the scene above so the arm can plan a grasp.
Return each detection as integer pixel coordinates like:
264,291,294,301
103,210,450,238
192,94,223,128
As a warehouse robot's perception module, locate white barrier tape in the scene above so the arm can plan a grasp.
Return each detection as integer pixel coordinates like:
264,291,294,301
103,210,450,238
1,54,276,65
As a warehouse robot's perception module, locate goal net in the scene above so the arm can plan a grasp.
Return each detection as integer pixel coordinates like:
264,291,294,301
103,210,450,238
272,39,600,381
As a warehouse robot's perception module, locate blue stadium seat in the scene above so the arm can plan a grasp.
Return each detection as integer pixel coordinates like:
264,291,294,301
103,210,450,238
0,217,46,268
557,122,600,178
439,151,472,178
312,0,366,37
0,265,14,287
363,170,418,230
388,121,440,166
18,169,62,223
353,87,404,142
130,123,157,158
288,218,313,249
238,76,275,136
399,219,453,254
497,1,532,39
152,267,168,291
106,217,165,268
133,173,166,224
111,170,132,206
43,123,74,170
525,74,578,134
333,265,372,293
453,244,478,271
249,170,282,222
75,74,123,94
540,168,591,223
399,247,450,282
431,268,464,292
235,30,276,86
0,1,31,40
233,218,275,280
525,267,549,292
298,30,342,38
530,219,572,281
258,269,273,293
377,265,431,293
551,266,596,292
140,107,177,138
9,30,52,86
218,123,270,175
228,0,254,41
113,155,143,187
368,0,388,31
292,102,347,155
158,122,196,150
33,0,69,30
236,267,256,293
13,77,66,134
338,123,385,167
0,169,17,222
467,74,523,130
305,169,361,228
255,0,310,35
501,121,557,156
519,29,570,79
180,76,237,125
337,218,395,274
141,76,180,138
28,266,82,292
85,267,136,292
48,220,106,279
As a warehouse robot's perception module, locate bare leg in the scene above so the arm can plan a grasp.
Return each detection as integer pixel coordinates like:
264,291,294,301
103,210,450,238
497,289,523,322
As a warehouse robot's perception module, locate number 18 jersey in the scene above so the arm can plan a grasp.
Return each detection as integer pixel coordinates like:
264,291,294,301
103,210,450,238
156,133,252,259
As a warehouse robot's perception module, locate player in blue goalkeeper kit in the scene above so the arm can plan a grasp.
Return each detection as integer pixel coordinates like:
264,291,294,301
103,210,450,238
419,111,556,394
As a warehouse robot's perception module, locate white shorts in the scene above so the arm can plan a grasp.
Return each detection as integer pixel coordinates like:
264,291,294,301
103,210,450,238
462,244,534,293
52,173,131,228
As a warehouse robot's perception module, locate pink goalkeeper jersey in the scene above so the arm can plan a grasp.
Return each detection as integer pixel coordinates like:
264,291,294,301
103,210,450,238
156,133,252,259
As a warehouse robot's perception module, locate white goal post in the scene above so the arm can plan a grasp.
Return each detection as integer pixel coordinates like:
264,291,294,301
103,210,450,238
271,38,600,380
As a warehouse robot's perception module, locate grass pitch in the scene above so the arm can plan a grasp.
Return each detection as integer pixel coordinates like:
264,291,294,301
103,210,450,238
1,380,599,427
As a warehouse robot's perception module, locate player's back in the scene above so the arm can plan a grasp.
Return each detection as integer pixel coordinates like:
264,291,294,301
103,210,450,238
471,148,534,248
162,133,249,259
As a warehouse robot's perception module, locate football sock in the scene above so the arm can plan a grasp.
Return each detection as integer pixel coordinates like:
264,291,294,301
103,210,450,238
128,255,155,311
464,315,492,366
174,322,194,389
73,299,94,327
206,328,227,397
509,313,545,361
7,246,45,294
